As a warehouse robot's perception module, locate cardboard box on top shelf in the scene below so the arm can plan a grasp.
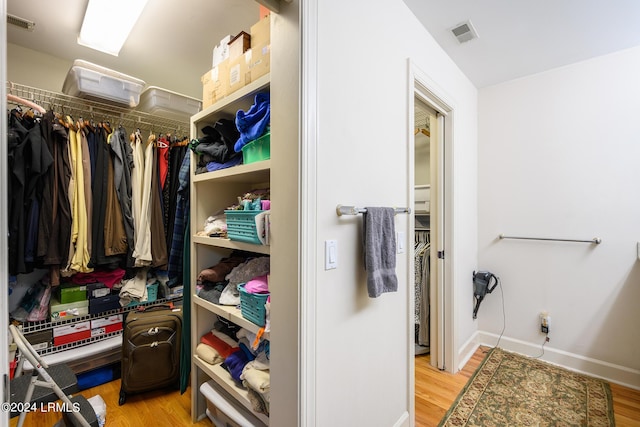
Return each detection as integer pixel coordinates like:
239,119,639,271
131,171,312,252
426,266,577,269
201,60,229,109
248,43,271,82
228,31,251,61
225,50,251,96
212,34,231,68
251,14,270,50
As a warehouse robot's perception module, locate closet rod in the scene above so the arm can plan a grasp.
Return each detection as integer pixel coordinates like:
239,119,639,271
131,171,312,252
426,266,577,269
6,81,189,135
336,205,411,216
499,234,602,245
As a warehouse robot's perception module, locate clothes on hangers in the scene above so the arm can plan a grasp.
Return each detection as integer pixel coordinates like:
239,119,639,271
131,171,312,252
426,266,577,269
414,230,430,348
6,93,191,286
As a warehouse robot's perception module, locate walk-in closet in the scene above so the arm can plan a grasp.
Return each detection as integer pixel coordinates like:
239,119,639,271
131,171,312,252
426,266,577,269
3,1,300,426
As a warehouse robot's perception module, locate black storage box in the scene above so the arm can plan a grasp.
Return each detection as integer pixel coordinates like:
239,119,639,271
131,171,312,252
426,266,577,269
25,329,54,352
86,282,111,299
89,294,121,315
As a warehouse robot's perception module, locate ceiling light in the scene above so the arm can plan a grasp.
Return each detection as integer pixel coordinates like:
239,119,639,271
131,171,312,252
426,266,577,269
78,0,149,56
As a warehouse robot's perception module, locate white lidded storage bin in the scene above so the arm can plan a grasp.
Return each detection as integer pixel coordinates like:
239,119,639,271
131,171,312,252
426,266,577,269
62,59,145,107
200,380,266,427
137,86,202,121
415,184,431,213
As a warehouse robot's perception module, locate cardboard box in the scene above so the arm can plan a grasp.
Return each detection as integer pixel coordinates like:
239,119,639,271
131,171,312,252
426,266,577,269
250,15,270,50
91,314,123,337
58,283,87,304
225,51,252,96
202,62,229,109
25,329,53,352
88,294,121,315
86,282,110,299
50,296,89,321
212,34,231,68
228,31,251,61
248,43,271,82
53,321,91,346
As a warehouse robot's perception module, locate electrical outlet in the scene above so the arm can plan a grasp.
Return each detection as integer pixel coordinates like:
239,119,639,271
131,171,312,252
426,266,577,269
540,311,550,334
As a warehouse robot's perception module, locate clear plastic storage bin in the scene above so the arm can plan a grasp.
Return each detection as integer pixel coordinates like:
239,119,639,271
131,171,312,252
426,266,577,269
62,59,145,107
137,86,202,121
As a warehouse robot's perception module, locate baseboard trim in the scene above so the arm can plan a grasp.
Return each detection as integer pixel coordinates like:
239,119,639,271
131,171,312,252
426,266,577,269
392,411,410,427
474,330,640,390
457,331,480,372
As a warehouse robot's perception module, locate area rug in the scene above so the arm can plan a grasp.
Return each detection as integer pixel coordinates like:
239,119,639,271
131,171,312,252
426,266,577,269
439,347,615,426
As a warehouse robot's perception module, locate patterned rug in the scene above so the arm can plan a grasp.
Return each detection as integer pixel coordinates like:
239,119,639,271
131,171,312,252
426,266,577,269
439,347,615,426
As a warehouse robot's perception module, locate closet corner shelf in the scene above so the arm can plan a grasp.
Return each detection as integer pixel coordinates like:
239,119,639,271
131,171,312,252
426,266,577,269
193,295,268,338
193,235,271,255
193,355,270,426
191,73,270,123
192,160,271,184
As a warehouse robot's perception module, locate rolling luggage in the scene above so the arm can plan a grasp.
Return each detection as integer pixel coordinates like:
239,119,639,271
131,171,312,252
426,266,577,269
118,303,182,405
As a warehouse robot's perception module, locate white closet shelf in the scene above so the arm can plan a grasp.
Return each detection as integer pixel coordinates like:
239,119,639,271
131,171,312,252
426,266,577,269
192,160,271,184
193,355,270,425
193,295,268,338
191,74,270,123
192,236,271,255
23,336,122,371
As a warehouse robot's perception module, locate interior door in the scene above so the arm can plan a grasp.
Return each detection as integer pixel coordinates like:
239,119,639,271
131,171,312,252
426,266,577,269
430,111,445,370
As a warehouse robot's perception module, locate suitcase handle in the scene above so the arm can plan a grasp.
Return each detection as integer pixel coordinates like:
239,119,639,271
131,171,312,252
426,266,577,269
136,302,175,312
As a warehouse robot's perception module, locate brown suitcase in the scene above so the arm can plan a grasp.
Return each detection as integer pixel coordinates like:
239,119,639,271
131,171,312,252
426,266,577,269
118,303,182,405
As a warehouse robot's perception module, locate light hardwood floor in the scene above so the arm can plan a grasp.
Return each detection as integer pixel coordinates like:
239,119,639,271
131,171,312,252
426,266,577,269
10,346,640,426
415,346,640,427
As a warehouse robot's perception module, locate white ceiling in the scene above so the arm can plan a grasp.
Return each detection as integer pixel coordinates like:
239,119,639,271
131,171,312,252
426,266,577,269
7,0,260,99
7,0,640,99
404,0,640,88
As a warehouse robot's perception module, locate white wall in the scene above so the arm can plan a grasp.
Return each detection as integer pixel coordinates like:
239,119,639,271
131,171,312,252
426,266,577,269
478,46,640,387
7,43,71,92
311,1,478,425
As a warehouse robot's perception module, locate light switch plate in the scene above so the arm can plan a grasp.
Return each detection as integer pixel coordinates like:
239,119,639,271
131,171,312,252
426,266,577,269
325,240,338,270
397,231,405,254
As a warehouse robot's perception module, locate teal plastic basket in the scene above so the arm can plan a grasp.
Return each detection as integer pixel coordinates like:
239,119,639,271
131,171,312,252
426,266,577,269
237,283,269,327
225,210,264,245
126,282,159,308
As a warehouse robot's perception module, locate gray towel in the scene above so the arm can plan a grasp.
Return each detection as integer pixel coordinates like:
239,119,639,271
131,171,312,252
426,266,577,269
363,207,398,298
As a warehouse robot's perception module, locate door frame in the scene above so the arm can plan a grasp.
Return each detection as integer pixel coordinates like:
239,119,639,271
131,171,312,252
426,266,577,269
1,1,11,426
407,58,456,422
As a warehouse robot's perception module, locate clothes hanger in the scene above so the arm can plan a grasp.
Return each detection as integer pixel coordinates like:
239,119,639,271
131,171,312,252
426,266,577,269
414,127,430,137
7,93,46,114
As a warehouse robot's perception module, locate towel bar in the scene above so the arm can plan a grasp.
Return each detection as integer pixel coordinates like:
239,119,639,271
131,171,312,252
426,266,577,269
499,234,601,244
336,205,411,216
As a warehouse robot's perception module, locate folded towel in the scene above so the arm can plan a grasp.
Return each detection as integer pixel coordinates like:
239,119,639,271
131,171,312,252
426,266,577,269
363,207,398,298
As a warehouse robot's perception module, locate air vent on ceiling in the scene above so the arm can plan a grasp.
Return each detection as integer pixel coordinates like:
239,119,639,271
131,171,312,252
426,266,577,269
451,20,478,44
7,14,36,31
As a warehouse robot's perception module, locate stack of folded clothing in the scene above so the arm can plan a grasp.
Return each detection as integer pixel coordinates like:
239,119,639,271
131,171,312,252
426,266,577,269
192,118,242,174
197,255,271,307
195,323,271,416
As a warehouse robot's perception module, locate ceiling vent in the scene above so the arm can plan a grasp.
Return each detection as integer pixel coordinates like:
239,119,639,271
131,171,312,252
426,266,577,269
451,20,478,44
7,14,36,31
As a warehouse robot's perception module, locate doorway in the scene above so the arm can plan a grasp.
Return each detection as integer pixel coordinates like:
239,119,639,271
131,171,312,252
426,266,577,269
408,61,455,379
413,98,435,359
